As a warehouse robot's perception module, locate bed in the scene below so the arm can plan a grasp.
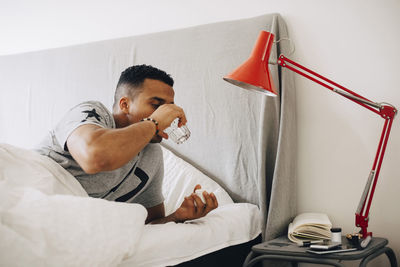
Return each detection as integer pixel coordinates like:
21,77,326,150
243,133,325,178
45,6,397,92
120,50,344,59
0,13,297,266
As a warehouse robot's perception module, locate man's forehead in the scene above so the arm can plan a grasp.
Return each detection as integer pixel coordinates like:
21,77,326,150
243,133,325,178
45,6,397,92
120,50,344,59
141,79,175,101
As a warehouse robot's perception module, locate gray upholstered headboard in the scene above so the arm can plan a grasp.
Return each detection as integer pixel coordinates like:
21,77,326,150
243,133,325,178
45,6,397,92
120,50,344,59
0,13,296,239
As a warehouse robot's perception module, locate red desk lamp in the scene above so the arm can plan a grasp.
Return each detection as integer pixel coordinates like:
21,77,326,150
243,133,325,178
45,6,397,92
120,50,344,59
223,30,397,244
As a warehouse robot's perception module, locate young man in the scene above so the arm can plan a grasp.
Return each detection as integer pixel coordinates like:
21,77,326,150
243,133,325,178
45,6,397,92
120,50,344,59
35,65,218,224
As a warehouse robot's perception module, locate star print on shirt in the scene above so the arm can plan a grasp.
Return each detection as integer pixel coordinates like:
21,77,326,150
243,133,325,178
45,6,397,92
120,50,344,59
81,108,102,123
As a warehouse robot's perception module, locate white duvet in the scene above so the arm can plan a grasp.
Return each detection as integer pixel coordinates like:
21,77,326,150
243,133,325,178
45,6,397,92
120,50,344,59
0,144,261,267
0,144,147,267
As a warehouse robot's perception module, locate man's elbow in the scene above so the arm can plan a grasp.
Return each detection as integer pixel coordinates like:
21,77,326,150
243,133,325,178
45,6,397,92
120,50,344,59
79,148,111,174
81,164,102,174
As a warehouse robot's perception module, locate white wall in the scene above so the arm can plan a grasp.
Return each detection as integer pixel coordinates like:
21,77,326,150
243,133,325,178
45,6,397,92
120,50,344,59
1,0,399,266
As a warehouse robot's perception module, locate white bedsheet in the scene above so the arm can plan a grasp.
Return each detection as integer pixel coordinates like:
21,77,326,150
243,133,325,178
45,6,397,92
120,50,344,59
121,203,261,267
120,146,262,267
0,144,261,267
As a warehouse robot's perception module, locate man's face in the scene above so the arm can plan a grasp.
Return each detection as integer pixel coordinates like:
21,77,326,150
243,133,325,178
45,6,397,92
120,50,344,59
127,78,175,143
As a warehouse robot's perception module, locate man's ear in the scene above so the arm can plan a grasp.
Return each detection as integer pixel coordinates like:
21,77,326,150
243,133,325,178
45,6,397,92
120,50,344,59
119,97,130,114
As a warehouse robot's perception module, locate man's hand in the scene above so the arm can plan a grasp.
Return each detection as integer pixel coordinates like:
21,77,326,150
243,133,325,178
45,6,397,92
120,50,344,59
173,184,218,222
149,104,187,139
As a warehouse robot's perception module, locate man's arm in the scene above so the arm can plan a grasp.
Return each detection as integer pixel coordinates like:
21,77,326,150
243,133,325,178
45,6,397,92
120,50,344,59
146,185,219,224
67,121,156,173
145,203,168,224
67,103,186,174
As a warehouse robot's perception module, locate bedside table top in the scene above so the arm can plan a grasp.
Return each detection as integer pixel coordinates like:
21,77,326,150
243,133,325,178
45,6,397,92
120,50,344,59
252,236,389,261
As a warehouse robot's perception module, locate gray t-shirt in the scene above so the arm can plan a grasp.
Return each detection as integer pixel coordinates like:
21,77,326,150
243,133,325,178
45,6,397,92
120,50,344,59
35,101,164,208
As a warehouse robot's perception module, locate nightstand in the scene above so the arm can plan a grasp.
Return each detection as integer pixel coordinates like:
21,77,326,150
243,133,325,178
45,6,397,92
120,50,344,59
243,236,397,267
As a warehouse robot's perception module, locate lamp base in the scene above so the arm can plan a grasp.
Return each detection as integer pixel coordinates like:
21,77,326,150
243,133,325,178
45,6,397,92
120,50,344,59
346,233,372,249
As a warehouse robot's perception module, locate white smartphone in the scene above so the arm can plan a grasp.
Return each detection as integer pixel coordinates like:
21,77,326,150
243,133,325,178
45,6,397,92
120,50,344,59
306,246,357,255
310,242,342,251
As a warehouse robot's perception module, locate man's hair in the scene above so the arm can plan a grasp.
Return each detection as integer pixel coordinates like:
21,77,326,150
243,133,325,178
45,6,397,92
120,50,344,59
113,64,174,111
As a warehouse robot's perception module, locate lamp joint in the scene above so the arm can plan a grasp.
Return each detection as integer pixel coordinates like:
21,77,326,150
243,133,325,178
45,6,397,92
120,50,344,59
380,104,397,120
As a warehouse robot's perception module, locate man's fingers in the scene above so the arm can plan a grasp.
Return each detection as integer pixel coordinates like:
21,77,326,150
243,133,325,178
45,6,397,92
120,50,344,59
204,192,218,213
178,115,187,127
184,196,195,209
158,131,168,139
174,105,187,126
210,192,218,208
151,104,187,130
193,184,201,193
177,191,219,222
203,191,213,212
192,194,205,214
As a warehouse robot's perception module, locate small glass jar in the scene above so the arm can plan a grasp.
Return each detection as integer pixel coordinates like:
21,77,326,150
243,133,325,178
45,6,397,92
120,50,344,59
331,227,342,244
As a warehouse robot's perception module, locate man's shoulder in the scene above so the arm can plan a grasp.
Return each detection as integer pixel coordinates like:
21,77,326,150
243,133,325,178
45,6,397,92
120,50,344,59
66,100,115,128
72,100,110,113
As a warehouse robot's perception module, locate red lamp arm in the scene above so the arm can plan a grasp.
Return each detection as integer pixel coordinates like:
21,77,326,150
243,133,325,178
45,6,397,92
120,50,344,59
277,54,397,238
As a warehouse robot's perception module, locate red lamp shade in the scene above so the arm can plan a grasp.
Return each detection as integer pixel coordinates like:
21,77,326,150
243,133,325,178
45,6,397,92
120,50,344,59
223,31,278,96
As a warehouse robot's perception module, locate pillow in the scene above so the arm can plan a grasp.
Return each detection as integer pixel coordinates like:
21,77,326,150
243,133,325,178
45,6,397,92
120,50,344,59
161,146,233,215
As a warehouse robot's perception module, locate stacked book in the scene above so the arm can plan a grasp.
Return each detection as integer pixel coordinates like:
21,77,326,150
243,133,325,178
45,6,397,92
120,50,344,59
288,212,332,244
